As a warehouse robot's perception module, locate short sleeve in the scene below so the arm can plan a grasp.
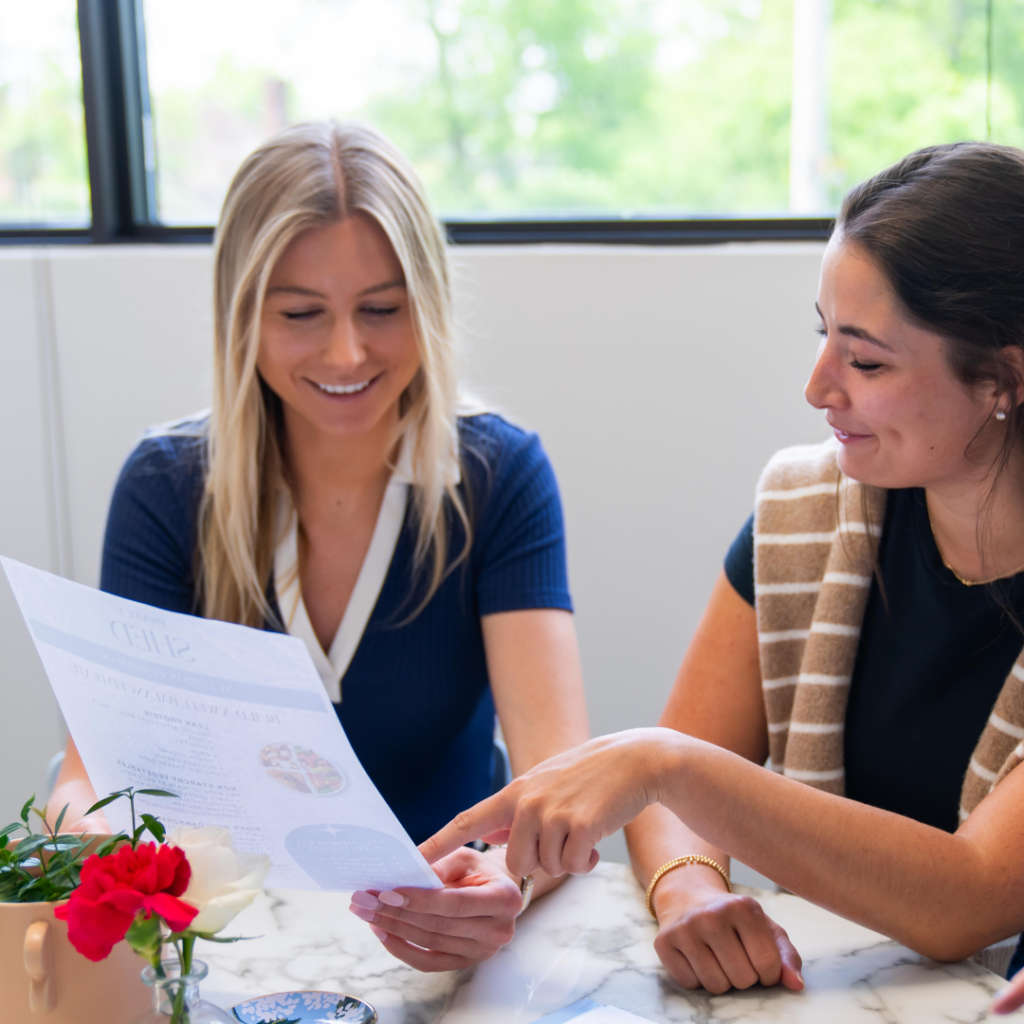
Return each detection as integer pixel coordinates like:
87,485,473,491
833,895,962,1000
100,433,205,615
465,418,573,616
724,513,755,606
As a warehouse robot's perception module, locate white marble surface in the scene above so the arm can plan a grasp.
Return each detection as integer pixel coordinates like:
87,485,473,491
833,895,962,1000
202,862,1018,1023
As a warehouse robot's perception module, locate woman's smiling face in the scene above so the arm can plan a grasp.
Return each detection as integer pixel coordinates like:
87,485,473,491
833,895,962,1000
805,235,1001,491
257,213,421,443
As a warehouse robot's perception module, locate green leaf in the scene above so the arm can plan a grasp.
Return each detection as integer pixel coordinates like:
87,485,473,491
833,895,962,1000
94,834,128,858
0,823,22,840
84,792,123,815
42,841,79,854
17,874,50,899
52,804,69,836
125,913,163,959
136,789,179,799
50,833,86,849
19,795,35,825
13,834,51,859
140,814,165,843
190,932,257,943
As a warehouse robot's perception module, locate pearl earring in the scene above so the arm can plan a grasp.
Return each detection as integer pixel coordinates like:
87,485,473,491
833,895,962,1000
996,410,1008,421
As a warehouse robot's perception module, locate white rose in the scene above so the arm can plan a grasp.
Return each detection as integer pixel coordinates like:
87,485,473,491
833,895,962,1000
167,826,271,935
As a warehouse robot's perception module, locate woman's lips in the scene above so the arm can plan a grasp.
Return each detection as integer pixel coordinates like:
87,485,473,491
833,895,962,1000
832,426,873,444
306,372,382,399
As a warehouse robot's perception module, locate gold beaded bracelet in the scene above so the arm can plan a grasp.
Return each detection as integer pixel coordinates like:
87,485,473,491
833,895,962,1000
644,855,732,921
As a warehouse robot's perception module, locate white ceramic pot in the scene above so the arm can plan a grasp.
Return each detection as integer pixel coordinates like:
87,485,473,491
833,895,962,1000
0,900,151,1022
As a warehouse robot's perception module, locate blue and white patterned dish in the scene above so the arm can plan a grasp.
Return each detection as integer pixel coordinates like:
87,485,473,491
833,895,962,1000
231,991,377,1024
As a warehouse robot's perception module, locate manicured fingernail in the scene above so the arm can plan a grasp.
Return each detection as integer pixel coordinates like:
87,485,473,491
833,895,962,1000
351,891,380,910
348,903,376,923
378,890,405,907
369,925,388,942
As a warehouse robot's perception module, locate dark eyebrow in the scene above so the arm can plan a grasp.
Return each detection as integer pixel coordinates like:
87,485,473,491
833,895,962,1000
358,279,406,297
265,285,325,298
265,279,406,299
815,303,895,353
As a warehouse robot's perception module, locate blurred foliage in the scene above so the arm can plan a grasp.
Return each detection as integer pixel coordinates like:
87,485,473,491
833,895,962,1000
150,57,291,223
367,0,1005,214
5,0,1024,223
0,44,90,224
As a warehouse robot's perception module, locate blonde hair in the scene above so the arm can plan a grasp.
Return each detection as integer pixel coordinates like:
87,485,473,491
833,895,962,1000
199,120,467,627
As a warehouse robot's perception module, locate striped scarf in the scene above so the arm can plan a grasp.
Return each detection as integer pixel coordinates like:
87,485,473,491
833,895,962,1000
754,440,1024,972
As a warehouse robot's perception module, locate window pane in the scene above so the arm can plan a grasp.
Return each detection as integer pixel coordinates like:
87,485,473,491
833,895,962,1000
0,2,89,226
828,0,991,209
141,0,999,225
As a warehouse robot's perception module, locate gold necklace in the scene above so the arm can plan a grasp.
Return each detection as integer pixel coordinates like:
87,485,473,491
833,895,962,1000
928,518,1024,586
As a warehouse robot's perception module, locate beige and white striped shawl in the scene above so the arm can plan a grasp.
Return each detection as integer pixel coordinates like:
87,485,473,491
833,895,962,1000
754,440,1024,971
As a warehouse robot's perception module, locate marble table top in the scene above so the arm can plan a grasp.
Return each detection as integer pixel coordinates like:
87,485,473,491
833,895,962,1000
203,861,1018,1023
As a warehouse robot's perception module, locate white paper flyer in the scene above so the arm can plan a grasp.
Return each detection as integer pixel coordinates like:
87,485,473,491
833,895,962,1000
1,556,442,893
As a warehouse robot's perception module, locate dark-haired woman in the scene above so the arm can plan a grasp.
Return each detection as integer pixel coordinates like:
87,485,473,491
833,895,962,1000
419,142,1024,989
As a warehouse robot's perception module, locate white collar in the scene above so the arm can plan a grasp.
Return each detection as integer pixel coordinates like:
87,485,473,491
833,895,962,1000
274,481,407,703
272,427,458,702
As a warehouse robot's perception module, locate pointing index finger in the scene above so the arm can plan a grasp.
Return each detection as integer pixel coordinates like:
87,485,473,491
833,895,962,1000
419,789,516,864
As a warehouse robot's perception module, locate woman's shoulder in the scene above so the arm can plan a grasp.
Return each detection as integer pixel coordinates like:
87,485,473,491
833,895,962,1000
456,412,561,525
756,437,841,495
457,410,534,449
102,416,208,607
457,412,547,478
115,416,209,504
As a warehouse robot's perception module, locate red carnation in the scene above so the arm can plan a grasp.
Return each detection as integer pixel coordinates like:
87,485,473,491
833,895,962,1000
54,842,198,961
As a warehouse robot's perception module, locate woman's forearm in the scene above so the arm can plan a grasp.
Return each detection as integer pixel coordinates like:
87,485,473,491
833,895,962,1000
656,732,1023,960
47,738,110,834
625,803,732,907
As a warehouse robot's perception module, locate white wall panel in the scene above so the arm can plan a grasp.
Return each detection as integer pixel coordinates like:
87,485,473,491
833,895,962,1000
452,244,828,735
48,246,214,587
0,250,66,825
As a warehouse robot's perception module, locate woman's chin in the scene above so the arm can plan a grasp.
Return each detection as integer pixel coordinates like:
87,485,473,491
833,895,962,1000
835,445,888,488
286,395,399,444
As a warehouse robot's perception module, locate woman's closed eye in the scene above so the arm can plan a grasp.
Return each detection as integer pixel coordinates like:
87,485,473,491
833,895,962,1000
815,324,883,372
849,358,883,373
282,307,323,321
362,304,400,318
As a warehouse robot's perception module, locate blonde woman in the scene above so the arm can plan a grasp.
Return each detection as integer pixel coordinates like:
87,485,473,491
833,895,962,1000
50,121,589,971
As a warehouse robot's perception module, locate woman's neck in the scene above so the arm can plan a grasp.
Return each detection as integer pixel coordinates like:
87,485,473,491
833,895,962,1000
926,449,1024,583
282,407,398,515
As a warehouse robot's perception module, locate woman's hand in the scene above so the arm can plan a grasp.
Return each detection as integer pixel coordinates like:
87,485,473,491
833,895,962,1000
348,847,523,971
47,738,111,835
422,729,678,877
651,872,803,994
993,966,1024,1014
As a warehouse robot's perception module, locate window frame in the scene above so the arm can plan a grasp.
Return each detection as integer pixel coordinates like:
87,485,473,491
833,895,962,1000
0,0,834,247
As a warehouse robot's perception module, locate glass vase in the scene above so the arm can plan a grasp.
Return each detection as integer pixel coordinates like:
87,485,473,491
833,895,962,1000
133,959,235,1024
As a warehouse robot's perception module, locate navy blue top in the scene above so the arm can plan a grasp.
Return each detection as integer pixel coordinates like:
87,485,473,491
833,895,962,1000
101,413,573,844
725,490,1024,835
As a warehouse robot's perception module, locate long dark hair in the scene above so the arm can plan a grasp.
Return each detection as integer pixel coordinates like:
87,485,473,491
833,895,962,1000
837,142,1024,598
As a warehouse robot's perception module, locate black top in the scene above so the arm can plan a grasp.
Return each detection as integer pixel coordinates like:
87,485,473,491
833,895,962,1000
725,488,1024,835
100,413,573,845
